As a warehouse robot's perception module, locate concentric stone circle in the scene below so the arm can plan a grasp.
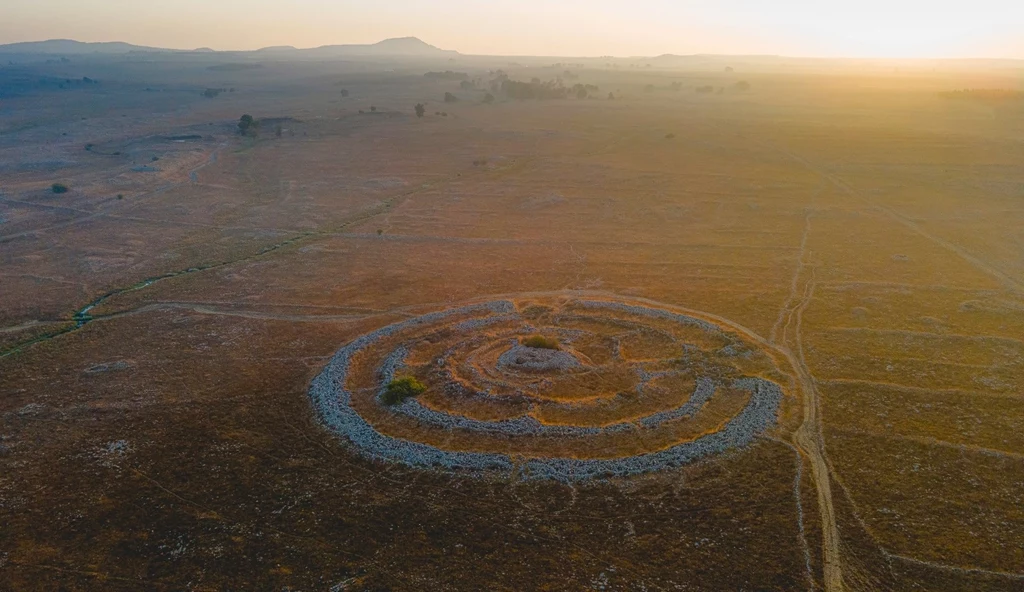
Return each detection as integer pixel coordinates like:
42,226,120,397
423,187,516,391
309,294,787,482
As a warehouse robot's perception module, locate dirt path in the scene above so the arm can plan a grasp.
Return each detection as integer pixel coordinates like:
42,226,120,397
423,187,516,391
774,146,1023,295
786,278,846,592
762,176,844,590
609,282,845,592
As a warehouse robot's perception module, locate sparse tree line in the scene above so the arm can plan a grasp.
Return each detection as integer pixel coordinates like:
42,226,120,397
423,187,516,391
424,70,469,80
202,87,238,98
939,89,1024,102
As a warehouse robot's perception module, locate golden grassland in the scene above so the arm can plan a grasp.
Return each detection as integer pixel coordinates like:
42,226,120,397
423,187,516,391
1,57,1022,590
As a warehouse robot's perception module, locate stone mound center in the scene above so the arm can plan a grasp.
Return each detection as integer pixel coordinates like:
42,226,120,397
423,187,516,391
496,343,582,372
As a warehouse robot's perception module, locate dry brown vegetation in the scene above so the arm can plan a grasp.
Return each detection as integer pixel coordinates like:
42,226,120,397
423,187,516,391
1,53,1023,591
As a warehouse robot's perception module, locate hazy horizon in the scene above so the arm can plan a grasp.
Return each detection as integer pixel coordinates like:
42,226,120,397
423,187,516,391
2,0,1024,59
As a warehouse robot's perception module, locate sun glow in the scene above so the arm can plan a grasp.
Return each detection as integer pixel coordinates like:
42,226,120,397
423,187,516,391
0,0,1022,57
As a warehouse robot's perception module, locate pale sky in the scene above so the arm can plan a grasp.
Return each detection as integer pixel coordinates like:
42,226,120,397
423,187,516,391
2,0,1023,58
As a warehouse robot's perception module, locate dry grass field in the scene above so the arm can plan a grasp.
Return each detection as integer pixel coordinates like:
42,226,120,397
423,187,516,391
1,52,1023,590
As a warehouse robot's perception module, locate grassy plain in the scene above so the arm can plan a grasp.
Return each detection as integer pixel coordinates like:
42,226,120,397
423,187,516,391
1,51,1023,590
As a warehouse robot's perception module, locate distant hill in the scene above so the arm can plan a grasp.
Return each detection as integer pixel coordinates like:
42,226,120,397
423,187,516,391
0,39,178,54
262,37,457,57
0,37,457,57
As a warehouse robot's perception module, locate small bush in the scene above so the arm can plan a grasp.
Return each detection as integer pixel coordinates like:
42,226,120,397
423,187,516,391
665,133,675,139
382,376,426,406
415,103,426,118
521,335,560,350
51,183,69,194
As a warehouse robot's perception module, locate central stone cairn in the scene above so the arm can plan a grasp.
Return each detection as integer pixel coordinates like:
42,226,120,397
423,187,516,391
497,342,582,372
309,296,787,482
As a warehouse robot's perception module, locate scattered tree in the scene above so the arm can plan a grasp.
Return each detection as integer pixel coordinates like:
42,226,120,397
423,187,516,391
51,183,69,194
939,88,1024,102
444,92,458,103
275,125,283,138
483,93,495,104
415,103,426,118
608,92,615,100
501,78,569,100
238,114,257,136
665,133,676,139
340,89,349,97
370,105,377,112
424,70,468,80
381,376,426,406
734,80,751,92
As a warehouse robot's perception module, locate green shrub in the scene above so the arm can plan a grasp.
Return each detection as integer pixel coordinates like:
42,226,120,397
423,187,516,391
521,335,560,350
382,376,426,406
51,183,69,194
